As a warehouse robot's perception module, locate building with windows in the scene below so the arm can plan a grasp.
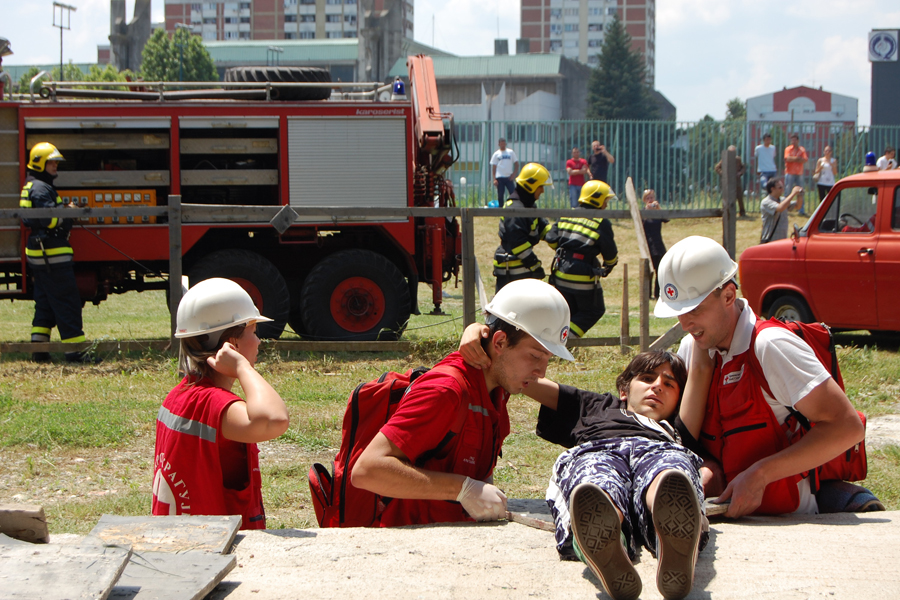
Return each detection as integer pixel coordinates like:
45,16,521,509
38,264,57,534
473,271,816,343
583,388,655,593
162,0,412,42
520,0,655,85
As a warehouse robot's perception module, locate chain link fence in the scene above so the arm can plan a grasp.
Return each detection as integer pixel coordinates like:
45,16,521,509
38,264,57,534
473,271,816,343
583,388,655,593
450,120,900,212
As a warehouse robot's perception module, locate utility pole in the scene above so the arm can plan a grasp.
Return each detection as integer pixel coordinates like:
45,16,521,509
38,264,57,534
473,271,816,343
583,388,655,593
52,2,77,80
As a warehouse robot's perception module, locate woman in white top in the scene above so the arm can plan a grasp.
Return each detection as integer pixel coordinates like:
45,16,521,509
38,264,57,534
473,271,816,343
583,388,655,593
814,146,837,202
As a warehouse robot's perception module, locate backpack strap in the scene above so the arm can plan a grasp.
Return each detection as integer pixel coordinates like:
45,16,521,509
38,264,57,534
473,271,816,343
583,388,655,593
414,364,473,467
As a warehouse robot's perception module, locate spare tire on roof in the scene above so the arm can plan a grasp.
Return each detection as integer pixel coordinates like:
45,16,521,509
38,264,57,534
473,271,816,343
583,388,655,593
224,66,332,101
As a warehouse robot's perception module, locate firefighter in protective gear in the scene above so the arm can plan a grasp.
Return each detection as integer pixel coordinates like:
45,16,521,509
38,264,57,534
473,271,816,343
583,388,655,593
545,180,619,338
492,162,554,292
20,142,95,363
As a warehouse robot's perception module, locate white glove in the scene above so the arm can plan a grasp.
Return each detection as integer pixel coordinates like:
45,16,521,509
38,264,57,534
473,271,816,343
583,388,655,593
457,476,507,521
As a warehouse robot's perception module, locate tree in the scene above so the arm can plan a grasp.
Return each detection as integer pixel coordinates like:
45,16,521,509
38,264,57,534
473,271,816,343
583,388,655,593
140,28,217,82
587,16,659,121
725,98,746,121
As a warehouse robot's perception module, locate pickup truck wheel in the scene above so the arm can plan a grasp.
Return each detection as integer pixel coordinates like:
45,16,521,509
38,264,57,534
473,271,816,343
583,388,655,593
300,250,410,341
768,295,813,324
187,250,289,339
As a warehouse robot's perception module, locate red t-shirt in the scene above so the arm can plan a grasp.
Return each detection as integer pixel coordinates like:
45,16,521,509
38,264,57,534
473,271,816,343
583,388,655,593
378,352,510,526
152,377,265,529
784,145,808,176
566,158,588,186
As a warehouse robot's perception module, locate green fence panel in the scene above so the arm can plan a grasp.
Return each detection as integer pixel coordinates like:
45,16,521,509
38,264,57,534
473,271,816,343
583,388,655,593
450,119,900,212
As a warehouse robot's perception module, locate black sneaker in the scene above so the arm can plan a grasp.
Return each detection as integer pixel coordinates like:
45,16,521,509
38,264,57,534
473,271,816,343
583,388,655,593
65,351,102,364
570,482,641,600
31,352,52,363
652,471,702,600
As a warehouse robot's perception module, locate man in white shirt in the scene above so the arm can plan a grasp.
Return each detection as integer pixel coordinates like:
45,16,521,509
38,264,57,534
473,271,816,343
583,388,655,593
876,146,896,171
490,138,519,205
759,178,803,244
654,236,869,518
754,133,777,195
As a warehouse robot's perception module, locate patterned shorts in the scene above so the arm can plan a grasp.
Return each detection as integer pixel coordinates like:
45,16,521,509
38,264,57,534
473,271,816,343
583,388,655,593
546,437,704,560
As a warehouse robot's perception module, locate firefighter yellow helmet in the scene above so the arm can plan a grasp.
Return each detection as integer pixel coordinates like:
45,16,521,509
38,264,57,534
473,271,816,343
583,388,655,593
578,180,615,209
515,163,553,194
27,143,65,173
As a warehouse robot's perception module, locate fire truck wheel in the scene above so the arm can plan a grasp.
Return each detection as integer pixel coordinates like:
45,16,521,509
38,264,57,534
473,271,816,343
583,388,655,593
187,249,290,340
224,66,332,101
300,250,411,341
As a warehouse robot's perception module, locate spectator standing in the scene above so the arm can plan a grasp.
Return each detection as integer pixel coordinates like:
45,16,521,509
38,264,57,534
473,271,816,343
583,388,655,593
490,138,519,206
641,189,668,300
565,148,589,208
760,179,802,244
714,146,747,217
813,146,837,202
587,140,615,184
754,133,777,193
876,146,896,170
783,134,808,215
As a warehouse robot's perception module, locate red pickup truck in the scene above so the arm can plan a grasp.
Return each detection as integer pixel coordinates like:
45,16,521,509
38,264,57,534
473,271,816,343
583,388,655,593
739,170,900,334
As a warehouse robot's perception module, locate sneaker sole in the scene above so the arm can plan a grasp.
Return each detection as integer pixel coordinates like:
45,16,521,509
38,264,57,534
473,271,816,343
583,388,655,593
653,471,701,600
570,483,641,600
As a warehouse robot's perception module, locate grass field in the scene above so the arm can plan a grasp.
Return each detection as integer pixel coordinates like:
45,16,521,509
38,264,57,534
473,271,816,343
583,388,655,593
1,213,898,534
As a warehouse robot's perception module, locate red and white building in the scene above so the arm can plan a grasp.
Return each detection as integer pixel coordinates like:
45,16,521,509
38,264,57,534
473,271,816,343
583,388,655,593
746,86,858,140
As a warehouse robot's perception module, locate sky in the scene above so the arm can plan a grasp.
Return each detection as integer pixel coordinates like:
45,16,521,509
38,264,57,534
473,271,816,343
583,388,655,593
3,0,898,125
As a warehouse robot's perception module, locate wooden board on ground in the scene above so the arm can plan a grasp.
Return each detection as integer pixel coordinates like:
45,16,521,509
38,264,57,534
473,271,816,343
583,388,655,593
506,498,554,531
88,515,242,554
0,504,49,543
650,322,687,351
0,537,132,600
109,551,236,600
704,498,731,517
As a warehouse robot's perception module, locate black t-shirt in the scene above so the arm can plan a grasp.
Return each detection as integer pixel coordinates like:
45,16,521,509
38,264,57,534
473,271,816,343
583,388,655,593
588,153,610,183
535,384,700,452
642,218,669,257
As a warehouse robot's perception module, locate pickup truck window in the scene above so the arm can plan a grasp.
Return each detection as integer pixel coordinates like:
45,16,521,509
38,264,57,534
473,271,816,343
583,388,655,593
893,186,900,230
819,185,878,234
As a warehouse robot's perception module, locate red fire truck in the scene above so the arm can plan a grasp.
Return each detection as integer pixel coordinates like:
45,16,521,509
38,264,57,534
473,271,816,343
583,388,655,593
0,56,460,341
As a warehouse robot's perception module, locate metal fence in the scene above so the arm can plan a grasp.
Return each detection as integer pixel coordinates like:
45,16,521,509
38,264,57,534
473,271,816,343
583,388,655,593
450,120,900,211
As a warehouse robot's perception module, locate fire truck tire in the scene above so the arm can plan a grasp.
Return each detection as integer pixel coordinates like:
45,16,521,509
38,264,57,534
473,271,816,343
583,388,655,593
187,249,290,340
300,250,410,341
223,67,332,101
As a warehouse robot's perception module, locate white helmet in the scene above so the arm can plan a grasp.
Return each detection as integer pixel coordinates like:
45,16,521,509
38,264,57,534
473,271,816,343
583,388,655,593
484,279,575,361
654,236,738,318
175,278,272,340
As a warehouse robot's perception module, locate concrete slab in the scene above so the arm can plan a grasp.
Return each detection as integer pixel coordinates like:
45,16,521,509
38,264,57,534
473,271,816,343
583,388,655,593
88,514,242,554
205,511,900,600
108,551,236,600
0,538,132,600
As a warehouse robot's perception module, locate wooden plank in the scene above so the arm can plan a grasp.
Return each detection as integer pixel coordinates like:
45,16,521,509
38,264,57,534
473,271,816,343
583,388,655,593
0,340,409,354
88,515,241,555
0,504,49,543
109,551,236,600
620,263,629,354
640,258,650,351
0,538,132,600
168,195,183,351
649,323,687,351
506,498,553,532
721,147,737,258
460,208,477,328
569,336,642,347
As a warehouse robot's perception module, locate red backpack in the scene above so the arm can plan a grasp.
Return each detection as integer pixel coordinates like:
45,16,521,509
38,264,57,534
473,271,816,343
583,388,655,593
308,365,470,528
748,318,867,487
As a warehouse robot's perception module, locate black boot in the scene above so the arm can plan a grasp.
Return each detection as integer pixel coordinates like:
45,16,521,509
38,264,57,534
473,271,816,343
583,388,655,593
65,350,102,364
32,352,52,363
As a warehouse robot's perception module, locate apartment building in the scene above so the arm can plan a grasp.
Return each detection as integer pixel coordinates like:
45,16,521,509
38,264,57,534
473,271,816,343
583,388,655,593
163,0,412,42
520,0,655,85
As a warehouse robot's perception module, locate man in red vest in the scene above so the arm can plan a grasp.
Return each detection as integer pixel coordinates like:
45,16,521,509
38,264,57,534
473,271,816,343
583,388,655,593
351,279,575,526
653,236,869,518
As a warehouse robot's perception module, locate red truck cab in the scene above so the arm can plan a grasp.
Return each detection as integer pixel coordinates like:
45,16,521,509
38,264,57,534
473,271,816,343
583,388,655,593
739,170,900,333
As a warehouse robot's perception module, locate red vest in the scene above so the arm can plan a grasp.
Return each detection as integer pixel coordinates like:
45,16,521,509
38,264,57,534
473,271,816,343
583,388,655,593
376,356,510,527
700,327,804,515
152,378,265,530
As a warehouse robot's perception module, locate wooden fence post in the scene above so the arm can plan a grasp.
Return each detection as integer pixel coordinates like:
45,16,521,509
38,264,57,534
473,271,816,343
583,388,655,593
461,208,476,328
640,258,650,351
168,195,182,353
620,263,629,354
722,148,737,258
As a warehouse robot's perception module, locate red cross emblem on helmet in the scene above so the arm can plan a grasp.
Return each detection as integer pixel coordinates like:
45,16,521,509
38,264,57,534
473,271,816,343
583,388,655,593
664,283,678,301
560,326,569,344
